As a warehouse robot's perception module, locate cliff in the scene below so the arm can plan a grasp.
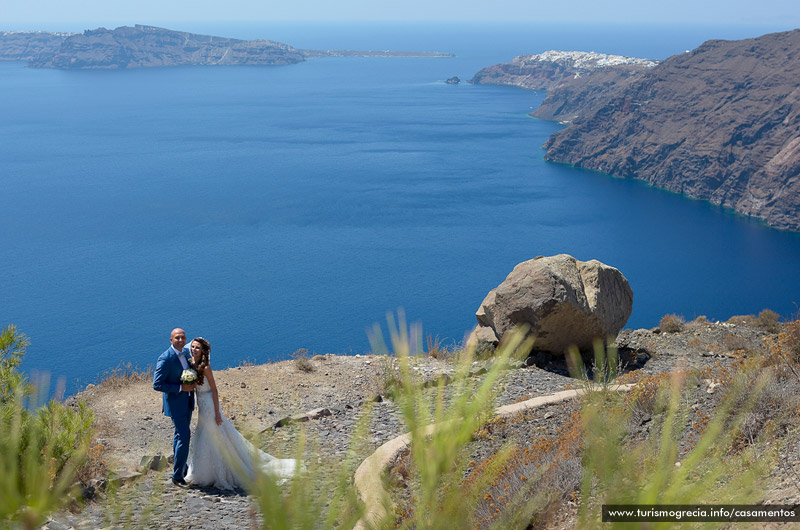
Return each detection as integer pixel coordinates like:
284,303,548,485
28,25,306,68
471,51,658,122
539,30,800,231
0,31,74,61
14,25,452,69
473,32,800,231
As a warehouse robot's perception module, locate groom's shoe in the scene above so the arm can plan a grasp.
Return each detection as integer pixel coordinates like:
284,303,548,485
172,477,190,489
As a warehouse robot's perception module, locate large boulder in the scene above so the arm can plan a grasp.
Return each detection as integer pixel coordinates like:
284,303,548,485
466,254,633,354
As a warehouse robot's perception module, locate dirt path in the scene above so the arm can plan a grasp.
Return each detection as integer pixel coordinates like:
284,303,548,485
48,320,800,530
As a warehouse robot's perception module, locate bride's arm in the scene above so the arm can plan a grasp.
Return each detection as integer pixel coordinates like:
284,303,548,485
204,368,224,426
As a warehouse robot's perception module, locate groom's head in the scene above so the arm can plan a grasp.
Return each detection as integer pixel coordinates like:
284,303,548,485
170,328,187,352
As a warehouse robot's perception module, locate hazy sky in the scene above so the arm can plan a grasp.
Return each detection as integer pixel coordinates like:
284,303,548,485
2,0,799,28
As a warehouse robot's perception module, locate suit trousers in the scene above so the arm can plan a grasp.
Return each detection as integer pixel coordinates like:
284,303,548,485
171,408,192,481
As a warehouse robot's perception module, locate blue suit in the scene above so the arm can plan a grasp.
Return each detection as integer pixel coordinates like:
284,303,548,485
153,345,195,481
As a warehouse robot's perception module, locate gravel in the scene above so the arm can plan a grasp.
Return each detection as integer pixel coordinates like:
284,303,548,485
46,320,800,529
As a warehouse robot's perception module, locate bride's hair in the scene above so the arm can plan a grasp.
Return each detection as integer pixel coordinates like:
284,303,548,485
191,337,211,385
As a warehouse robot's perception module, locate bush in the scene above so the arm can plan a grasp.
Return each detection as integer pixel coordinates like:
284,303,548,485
756,309,781,333
722,333,750,353
728,314,757,326
623,371,673,424
577,361,773,527
0,325,32,403
291,348,315,373
364,312,534,530
764,319,800,370
0,325,95,529
659,314,685,333
736,370,800,447
97,362,153,389
425,334,453,360
468,410,583,529
1,391,92,529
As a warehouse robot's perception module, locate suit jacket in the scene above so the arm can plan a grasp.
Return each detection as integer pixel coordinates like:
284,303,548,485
153,346,195,418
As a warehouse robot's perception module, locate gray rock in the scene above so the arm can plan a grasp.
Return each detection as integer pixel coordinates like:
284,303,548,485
274,407,332,428
139,454,168,471
108,469,143,488
467,254,633,354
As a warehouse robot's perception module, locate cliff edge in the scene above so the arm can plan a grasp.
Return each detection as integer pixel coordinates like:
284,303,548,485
474,31,800,232
542,29,800,231
471,50,658,123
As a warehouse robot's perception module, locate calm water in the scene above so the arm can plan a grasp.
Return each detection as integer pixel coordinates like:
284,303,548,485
2,22,799,394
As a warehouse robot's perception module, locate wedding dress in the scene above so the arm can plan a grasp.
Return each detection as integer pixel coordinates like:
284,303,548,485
185,380,297,489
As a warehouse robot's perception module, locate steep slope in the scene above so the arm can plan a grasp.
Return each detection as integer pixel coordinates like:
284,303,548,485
543,30,800,231
471,51,658,122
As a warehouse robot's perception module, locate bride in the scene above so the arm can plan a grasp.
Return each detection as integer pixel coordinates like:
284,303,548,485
184,337,297,489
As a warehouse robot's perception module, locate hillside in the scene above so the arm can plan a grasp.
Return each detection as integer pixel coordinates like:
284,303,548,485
28,24,306,68
44,318,800,529
3,24,453,69
473,30,800,232
470,50,658,123
0,30,74,61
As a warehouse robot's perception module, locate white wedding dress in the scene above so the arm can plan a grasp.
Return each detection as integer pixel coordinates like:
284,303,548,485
185,380,297,490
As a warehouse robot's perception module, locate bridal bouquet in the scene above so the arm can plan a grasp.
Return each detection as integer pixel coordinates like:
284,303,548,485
180,368,198,384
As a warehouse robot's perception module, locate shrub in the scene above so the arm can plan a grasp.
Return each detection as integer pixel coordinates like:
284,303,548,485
735,370,800,448
722,333,750,353
686,315,710,330
291,348,315,373
728,314,757,326
764,319,800,374
74,442,108,488
659,314,685,333
426,334,452,360
0,325,32,402
97,362,153,389
1,389,92,529
577,365,773,527
468,410,583,529
0,325,95,529
374,356,403,399
623,371,673,424
756,309,782,333
34,398,94,476
367,312,534,530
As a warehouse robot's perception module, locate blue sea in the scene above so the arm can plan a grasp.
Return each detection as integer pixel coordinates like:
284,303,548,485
2,22,799,395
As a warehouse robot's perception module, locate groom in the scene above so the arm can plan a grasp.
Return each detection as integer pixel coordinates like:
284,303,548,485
153,327,196,488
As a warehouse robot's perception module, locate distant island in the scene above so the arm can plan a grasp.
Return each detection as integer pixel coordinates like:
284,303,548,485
472,30,800,232
0,24,454,69
0,30,75,61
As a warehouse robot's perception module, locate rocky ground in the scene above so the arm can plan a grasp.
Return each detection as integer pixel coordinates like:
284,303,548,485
44,318,800,530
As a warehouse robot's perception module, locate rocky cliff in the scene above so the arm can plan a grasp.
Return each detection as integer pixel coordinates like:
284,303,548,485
13,25,453,69
474,32,800,231
0,31,74,61
27,25,306,68
471,51,658,122
543,30,800,231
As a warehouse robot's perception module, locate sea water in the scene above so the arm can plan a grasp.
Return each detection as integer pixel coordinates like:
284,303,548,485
2,22,799,394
